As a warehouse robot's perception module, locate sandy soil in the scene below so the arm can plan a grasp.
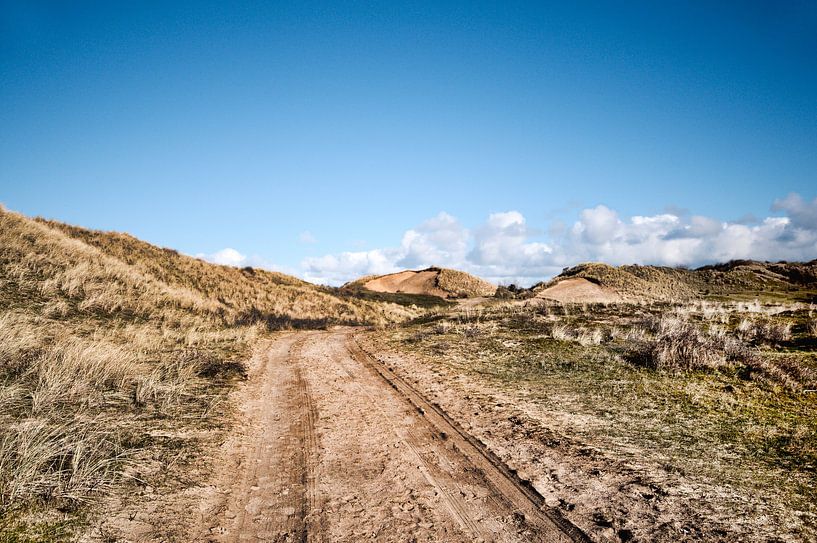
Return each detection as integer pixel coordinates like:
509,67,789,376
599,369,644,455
188,329,587,542
536,278,622,303
363,270,451,298
360,332,808,542
83,325,802,542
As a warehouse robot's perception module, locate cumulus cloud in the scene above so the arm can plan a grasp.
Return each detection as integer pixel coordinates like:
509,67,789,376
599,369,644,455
196,248,296,275
467,211,554,282
773,193,817,230
576,205,620,244
299,192,817,287
397,212,468,268
562,209,814,268
197,247,247,267
301,249,401,285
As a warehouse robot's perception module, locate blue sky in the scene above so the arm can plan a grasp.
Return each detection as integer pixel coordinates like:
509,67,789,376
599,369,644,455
2,1,816,285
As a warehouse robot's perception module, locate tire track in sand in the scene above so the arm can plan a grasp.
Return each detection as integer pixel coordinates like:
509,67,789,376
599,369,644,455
348,333,592,543
212,330,589,542
220,334,322,543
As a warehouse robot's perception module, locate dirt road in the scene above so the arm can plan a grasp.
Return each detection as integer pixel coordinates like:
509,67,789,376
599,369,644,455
204,329,589,542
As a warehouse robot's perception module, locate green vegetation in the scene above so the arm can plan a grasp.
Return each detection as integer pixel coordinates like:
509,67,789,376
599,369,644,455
377,300,817,540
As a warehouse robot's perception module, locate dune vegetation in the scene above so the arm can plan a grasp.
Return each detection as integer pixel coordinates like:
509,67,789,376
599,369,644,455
3,204,816,541
343,266,497,301
530,261,817,303
0,207,415,539
373,299,817,540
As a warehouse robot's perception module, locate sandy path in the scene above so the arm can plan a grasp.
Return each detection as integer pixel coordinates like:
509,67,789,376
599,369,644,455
204,329,586,542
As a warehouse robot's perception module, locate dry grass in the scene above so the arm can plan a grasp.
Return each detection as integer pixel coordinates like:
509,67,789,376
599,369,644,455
528,260,817,303
376,298,817,540
0,310,247,526
0,207,418,537
435,268,497,298
626,317,730,372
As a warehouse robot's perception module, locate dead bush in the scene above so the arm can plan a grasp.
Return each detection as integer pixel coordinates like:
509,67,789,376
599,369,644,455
551,324,572,341
748,319,792,345
432,321,452,335
576,327,604,346
627,317,728,372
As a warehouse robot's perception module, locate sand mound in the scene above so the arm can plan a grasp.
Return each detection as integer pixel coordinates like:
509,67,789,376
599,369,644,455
535,278,622,303
364,270,449,298
530,260,817,303
347,268,496,299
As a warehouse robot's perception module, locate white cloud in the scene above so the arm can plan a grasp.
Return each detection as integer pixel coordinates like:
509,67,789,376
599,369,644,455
561,209,815,268
467,211,555,283
195,248,296,275
575,205,620,244
301,209,559,286
197,247,247,267
299,193,817,287
397,212,468,268
773,193,817,230
302,249,400,285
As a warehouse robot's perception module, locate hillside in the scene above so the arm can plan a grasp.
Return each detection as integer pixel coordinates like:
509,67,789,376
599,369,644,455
343,267,497,300
0,207,414,538
31,217,413,328
531,260,817,303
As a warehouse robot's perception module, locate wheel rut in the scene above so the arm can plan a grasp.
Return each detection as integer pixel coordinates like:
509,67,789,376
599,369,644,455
347,334,592,543
209,329,589,542
218,335,322,543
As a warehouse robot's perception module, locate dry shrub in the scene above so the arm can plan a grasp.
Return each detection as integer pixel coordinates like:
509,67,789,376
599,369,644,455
576,327,604,346
737,318,754,335
433,321,452,335
623,313,810,390
745,318,792,345
627,317,729,372
551,324,572,341
547,323,605,345
457,321,494,339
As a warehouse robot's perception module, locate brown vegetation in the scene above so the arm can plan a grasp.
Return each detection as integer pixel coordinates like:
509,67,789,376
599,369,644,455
0,208,415,538
529,260,817,303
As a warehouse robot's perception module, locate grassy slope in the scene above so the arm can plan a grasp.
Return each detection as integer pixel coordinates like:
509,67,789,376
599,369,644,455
0,208,415,539
39,218,414,327
376,301,817,541
535,261,817,303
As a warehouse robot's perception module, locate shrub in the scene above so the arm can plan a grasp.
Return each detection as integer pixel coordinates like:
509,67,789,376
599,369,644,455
433,321,452,335
737,318,754,335
627,317,728,372
749,319,792,345
577,328,604,346
551,324,572,341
